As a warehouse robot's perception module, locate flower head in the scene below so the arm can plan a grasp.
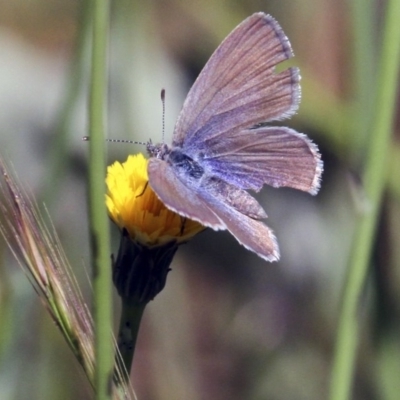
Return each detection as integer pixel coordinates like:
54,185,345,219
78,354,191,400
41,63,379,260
105,153,204,247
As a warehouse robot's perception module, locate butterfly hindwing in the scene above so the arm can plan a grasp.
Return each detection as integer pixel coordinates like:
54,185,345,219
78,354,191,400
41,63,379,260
148,157,280,261
199,126,323,193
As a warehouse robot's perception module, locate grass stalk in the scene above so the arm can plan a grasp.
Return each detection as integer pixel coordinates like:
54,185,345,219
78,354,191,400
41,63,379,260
42,0,91,205
349,0,376,162
88,0,113,398
329,0,400,399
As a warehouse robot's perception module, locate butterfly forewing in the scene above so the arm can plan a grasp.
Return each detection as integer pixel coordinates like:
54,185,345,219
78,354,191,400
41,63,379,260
172,13,300,149
148,158,225,229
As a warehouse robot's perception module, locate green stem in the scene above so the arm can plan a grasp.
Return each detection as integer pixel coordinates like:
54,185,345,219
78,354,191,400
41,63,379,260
88,0,113,398
42,0,90,206
349,0,375,163
115,300,146,382
329,0,400,399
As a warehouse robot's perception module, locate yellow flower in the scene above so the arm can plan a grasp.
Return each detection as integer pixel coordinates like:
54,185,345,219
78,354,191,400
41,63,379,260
106,154,204,246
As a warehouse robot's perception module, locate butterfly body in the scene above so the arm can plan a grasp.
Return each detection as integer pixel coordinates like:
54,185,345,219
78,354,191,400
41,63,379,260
146,13,323,261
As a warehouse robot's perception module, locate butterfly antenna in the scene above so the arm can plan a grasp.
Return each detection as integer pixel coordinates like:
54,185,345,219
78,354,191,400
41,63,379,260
82,90,167,146
106,138,147,145
161,88,166,143
82,136,146,146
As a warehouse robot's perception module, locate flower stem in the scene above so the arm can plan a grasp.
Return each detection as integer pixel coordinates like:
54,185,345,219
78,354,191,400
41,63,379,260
88,0,113,398
115,300,146,382
112,231,178,380
329,0,400,399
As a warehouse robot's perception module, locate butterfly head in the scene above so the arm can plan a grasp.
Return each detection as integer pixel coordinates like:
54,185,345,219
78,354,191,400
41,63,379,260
146,140,170,160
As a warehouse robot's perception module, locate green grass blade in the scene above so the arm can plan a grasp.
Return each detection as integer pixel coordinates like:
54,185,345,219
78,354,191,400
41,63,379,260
329,0,400,399
88,0,113,398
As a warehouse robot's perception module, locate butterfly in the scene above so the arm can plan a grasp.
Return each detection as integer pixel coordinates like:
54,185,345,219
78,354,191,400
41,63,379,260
146,12,323,262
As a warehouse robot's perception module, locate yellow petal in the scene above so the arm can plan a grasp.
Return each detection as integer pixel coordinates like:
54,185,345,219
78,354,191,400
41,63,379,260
105,154,204,246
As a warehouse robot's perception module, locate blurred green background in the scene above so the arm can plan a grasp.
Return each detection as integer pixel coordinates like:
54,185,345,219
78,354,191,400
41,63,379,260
1,0,400,399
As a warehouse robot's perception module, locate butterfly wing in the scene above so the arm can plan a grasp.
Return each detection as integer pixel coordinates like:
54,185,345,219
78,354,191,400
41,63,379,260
148,158,279,261
199,126,323,194
200,190,280,262
147,158,224,230
171,12,322,194
172,12,300,149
